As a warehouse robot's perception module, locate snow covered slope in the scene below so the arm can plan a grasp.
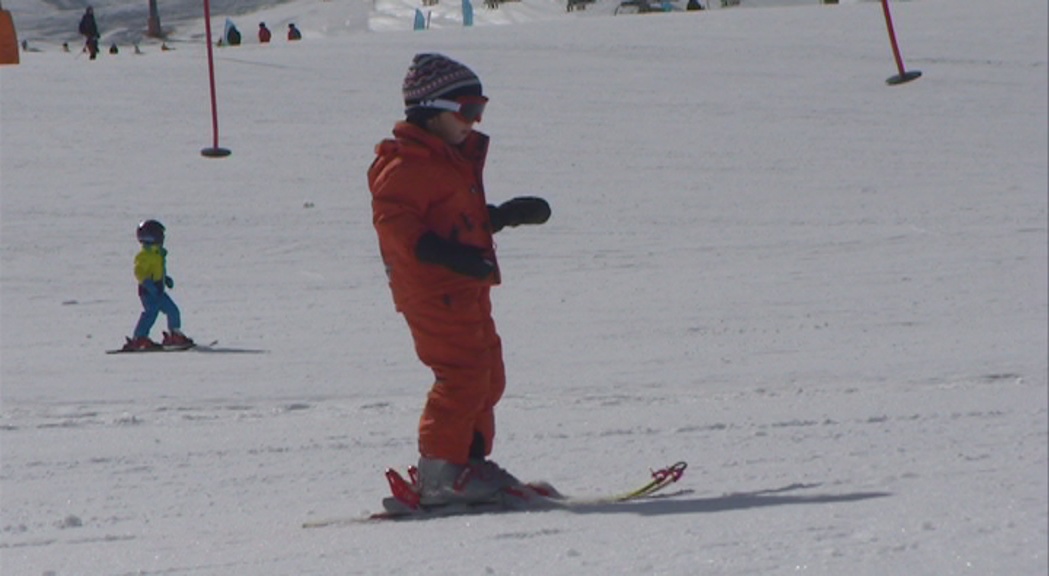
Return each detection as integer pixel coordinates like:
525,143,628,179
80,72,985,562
1,0,1046,574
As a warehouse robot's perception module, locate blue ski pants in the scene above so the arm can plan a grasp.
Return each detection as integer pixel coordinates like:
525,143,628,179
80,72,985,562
133,289,180,339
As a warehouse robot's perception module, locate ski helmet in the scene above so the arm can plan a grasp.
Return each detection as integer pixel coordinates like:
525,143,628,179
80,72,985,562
136,219,165,245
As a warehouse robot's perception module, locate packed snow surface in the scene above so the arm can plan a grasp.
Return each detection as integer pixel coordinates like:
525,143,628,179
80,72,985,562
1,0,1046,574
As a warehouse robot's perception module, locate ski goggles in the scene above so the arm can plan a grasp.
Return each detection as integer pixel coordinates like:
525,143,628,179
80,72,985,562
412,95,489,123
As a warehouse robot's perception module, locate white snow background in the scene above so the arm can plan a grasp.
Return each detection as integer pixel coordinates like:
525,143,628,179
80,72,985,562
1,0,1046,574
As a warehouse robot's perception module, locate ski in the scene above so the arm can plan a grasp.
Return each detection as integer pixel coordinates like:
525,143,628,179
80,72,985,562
106,340,217,354
302,461,687,528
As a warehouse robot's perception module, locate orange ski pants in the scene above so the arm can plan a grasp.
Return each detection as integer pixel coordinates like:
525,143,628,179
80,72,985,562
403,286,505,465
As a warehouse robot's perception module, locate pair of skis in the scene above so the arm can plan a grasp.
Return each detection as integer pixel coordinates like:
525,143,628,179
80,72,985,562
106,340,217,354
302,460,687,527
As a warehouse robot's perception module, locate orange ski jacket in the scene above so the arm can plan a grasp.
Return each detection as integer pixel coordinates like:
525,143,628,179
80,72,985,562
368,122,501,312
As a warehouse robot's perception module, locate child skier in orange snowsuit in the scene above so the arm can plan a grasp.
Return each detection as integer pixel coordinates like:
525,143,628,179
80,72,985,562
368,54,550,504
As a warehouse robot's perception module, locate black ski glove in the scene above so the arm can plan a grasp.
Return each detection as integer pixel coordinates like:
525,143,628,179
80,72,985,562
415,232,495,279
488,196,551,233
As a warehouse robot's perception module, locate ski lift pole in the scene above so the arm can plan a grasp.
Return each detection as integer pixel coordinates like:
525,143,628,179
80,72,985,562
881,0,921,85
201,0,231,157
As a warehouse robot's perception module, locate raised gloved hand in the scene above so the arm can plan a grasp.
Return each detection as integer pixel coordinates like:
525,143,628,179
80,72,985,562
164,276,174,289
415,232,495,279
488,196,551,233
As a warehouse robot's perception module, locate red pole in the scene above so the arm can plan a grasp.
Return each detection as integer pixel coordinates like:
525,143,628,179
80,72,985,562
201,0,230,157
881,0,921,85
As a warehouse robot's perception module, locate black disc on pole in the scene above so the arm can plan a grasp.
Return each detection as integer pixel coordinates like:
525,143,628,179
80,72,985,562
201,147,232,158
886,70,922,86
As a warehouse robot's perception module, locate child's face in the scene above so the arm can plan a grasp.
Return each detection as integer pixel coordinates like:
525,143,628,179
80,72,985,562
427,112,474,146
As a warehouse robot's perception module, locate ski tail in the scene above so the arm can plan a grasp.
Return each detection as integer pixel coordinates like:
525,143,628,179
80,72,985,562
384,466,421,510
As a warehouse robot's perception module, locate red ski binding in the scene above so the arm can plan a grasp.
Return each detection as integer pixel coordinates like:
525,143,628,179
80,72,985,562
384,466,421,510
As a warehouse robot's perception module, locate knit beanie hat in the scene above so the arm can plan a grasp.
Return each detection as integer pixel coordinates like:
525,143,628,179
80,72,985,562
403,53,483,118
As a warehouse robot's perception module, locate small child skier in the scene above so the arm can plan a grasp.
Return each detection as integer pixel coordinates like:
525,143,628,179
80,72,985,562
121,219,195,351
368,54,551,506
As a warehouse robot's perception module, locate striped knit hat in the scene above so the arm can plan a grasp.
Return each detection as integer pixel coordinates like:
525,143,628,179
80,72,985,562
402,53,483,113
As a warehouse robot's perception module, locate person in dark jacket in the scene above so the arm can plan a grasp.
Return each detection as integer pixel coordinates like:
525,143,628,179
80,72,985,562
78,6,100,60
287,23,302,41
226,23,242,46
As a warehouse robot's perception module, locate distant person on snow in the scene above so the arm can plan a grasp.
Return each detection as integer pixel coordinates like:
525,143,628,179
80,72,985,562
368,53,551,507
287,23,302,41
78,6,100,60
258,22,272,43
121,220,196,351
226,23,242,46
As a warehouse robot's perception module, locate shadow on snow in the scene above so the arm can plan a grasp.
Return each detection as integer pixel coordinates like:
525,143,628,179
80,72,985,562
569,483,891,517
